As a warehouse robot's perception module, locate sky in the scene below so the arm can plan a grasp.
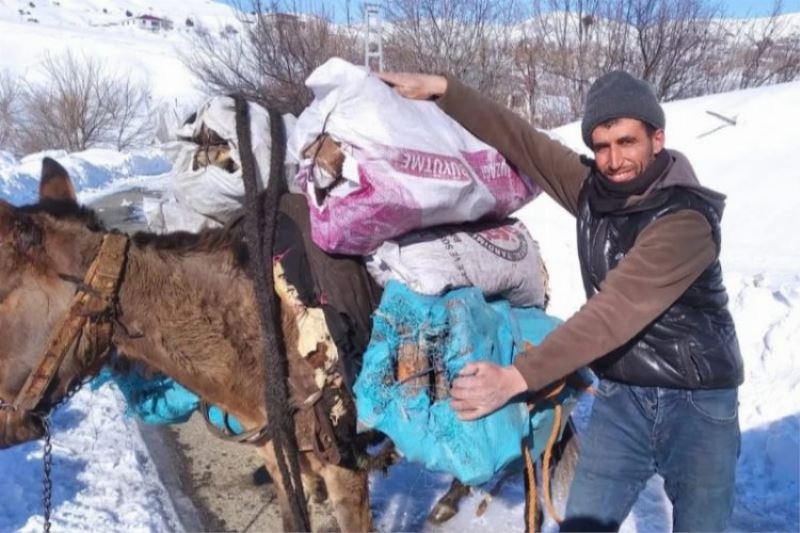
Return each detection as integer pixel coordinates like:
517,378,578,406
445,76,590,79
722,0,800,16
216,0,800,21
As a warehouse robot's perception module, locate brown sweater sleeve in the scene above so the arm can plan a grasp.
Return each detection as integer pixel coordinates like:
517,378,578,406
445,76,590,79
512,210,717,391
436,76,590,216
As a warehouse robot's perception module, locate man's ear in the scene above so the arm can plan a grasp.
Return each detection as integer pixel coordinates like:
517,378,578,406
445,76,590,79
39,157,77,204
652,128,666,154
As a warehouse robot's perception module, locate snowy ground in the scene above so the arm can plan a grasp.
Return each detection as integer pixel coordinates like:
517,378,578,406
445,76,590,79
0,386,183,533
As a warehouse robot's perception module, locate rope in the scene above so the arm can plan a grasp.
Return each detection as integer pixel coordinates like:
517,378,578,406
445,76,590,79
524,377,569,531
523,444,538,533
199,400,273,444
541,403,563,523
234,94,310,532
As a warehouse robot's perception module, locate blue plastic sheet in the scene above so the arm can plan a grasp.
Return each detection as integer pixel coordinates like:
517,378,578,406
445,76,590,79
93,368,243,433
354,281,580,486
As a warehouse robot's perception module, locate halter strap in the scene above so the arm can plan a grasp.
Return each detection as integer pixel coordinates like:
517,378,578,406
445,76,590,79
12,233,129,412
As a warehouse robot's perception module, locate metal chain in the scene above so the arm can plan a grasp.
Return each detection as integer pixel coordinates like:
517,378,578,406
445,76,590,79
35,379,86,533
41,416,52,533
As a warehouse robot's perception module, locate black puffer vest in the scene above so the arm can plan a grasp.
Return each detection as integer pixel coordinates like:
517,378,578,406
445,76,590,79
577,179,744,389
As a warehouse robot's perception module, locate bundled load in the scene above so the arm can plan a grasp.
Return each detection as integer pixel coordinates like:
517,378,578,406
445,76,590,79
366,218,548,308
287,58,540,255
144,96,297,233
283,60,581,484
354,282,588,485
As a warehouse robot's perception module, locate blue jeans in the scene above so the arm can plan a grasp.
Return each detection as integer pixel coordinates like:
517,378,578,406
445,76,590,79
561,380,740,532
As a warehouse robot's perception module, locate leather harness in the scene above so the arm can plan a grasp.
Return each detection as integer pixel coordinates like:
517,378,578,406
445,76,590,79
0,233,129,445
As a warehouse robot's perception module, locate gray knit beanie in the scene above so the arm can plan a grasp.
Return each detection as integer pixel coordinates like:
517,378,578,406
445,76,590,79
581,71,665,148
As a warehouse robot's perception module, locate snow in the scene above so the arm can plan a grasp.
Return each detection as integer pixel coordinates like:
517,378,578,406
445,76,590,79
0,1,799,530
0,0,238,29
0,148,172,205
0,386,182,532
0,0,241,127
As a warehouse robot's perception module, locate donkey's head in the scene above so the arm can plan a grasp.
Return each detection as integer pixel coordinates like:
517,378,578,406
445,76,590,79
0,158,109,448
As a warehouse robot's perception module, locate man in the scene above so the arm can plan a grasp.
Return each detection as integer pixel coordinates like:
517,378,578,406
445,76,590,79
378,70,743,532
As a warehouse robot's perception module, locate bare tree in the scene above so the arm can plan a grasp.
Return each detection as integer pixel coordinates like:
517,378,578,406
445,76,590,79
179,0,800,130
511,28,543,123
16,51,153,154
527,0,604,121
622,0,727,100
517,0,758,125
738,0,800,88
382,0,521,103
109,74,156,150
182,0,360,115
0,70,21,151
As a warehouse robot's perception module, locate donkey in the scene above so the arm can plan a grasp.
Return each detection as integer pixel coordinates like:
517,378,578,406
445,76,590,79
1,157,582,531
0,158,372,532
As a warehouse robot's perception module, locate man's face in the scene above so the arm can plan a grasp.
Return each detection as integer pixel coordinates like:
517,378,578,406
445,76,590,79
591,118,665,182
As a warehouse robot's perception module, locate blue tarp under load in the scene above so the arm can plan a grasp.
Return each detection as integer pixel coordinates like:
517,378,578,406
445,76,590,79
92,368,244,433
354,281,587,486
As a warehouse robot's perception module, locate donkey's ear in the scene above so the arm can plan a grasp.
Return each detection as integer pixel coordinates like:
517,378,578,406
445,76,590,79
0,200,41,252
39,157,77,204
0,199,14,236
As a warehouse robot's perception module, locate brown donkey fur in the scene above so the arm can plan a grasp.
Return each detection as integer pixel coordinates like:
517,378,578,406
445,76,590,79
0,159,371,532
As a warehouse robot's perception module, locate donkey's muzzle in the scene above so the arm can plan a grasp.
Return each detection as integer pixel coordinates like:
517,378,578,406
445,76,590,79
0,408,45,449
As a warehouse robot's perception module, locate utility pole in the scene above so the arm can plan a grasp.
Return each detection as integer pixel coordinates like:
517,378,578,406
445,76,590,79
364,3,383,72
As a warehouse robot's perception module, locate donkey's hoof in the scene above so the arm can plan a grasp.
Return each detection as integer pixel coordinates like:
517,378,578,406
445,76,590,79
427,502,458,525
252,466,271,486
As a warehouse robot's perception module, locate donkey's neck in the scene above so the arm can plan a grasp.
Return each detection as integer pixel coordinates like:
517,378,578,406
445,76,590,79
113,244,267,426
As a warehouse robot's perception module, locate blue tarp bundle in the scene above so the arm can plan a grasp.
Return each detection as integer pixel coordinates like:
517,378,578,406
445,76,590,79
354,281,583,486
92,368,244,433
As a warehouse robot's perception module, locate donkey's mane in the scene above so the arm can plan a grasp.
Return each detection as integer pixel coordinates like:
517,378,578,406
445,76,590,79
19,199,105,232
20,199,250,265
130,214,250,265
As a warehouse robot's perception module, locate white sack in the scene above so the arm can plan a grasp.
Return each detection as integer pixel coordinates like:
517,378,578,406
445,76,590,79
365,219,548,308
288,58,540,255
143,96,297,233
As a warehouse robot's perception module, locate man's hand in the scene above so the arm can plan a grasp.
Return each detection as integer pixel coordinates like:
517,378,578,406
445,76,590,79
450,362,528,420
376,72,448,100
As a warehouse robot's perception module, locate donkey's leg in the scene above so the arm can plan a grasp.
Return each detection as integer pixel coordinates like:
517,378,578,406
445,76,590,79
256,442,296,531
256,442,325,532
428,477,471,524
299,451,342,533
316,459,373,532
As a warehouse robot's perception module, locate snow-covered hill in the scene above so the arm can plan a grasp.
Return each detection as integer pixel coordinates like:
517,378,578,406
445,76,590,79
0,0,239,29
0,0,241,107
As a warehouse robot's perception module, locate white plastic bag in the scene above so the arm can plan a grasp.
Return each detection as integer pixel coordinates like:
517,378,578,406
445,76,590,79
287,58,539,255
365,219,548,308
143,96,297,233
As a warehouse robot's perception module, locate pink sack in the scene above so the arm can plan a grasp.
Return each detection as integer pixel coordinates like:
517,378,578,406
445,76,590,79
287,58,540,255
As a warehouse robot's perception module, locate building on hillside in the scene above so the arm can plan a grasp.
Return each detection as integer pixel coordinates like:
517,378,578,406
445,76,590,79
121,14,173,32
